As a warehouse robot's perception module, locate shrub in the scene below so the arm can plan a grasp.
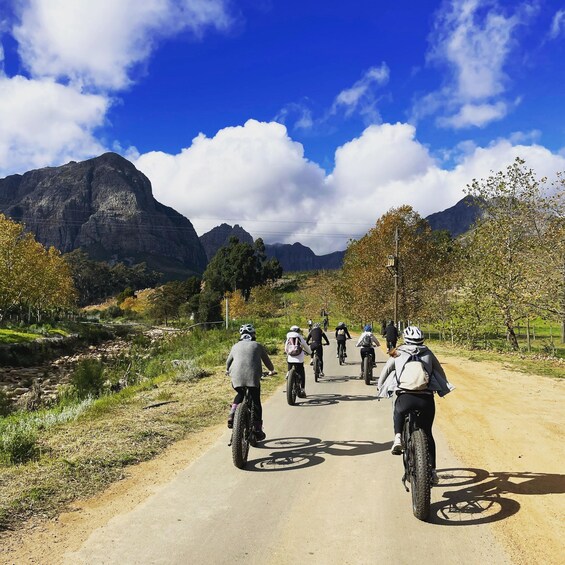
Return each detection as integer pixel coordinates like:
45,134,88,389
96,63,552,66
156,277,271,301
0,389,13,417
0,424,38,465
71,359,105,399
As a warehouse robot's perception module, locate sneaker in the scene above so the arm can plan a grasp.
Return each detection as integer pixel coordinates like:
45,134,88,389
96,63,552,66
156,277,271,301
391,433,403,455
255,430,266,442
297,388,306,398
431,469,439,485
309,360,314,366
320,372,324,377
227,416,234,429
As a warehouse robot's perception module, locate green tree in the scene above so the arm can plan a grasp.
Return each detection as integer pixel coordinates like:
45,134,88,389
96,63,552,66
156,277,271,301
463,158,553,349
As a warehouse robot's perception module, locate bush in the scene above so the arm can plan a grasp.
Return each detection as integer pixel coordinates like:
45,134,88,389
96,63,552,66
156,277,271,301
0,424,38,465
71,359,105,399
0,389,13,417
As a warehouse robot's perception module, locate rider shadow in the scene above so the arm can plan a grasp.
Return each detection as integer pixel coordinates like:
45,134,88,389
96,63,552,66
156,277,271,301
429,467,565,525
246,436,392,473
295,393,378,407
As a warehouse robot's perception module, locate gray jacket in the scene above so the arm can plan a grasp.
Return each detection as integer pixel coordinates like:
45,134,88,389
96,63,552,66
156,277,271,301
226,340,274,388
377,344,454,398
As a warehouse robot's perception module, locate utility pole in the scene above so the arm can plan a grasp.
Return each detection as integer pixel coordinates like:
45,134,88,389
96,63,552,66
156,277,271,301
386,227,400,326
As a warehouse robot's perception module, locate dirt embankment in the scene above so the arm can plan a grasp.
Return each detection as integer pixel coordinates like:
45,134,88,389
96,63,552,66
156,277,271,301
2,352,564,565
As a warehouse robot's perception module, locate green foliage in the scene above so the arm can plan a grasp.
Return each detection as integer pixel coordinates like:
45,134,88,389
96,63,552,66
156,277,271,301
70,359,105,399
203,236,282,301
0,424,38,465
0,389,13,417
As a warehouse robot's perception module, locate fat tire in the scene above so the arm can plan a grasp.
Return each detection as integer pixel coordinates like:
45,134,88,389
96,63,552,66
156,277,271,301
338,343,344,365
363,356,371,385
409,428,431,521
231,401,250,469
286,368,297,405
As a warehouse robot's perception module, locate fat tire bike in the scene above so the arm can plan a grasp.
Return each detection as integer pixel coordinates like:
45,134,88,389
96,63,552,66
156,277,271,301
337,341,346,365
229,387,257,469
362,354,373,385
286,366,301,405
401,408,432,521
313,350,322,382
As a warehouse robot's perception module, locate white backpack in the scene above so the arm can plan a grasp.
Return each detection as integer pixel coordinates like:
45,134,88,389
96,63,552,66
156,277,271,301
397,352,430,391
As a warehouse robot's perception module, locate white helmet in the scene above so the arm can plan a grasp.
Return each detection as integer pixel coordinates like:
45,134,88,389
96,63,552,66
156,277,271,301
239,323,256,337
403,326,424,345
290,325,300,332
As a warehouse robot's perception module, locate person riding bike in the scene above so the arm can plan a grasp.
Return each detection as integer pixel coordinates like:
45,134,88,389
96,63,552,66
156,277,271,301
384,320,400,353
226,324,275,441
355,324,380,375
376,326,454,484
335,322,351,358
285,325,311,398
306,322,330,376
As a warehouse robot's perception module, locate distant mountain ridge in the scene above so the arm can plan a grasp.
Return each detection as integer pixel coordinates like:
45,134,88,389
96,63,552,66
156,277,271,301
425,195,483,236
0,152,207,277
199,224,345,271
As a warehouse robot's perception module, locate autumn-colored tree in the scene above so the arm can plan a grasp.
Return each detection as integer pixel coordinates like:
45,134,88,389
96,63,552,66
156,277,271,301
338,206,454,325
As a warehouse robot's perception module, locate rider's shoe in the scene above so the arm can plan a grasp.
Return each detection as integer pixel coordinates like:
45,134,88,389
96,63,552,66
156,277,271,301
391,433,403,455
431,469,439,485
309,360,314,366
227,403,237,428
253,421,266,442
297,388,306,398
320,372,324,377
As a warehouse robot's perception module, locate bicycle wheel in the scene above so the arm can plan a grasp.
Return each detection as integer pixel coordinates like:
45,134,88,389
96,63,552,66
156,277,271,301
286,368,297,405
363,356,371,385
232,400,251,469
409,428,431,521
338,343,344,365
314,355,320,382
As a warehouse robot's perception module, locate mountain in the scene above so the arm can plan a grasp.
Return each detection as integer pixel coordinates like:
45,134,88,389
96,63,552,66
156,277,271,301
264,242,345,271
200,223,254,261
199,223,345,271
425,195,483,237
0,152,207,277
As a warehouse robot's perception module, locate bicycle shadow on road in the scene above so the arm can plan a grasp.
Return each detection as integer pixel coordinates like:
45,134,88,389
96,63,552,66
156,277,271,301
246,436,392,472
290,393,378,407
429,467,565,525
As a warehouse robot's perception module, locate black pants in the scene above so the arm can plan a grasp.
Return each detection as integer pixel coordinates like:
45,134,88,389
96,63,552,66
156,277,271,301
360,346,375,364
288,362,306,388
310,344,324,371
386,338,397,351
233,386,262,422
393,392,436,468
336,339,347,355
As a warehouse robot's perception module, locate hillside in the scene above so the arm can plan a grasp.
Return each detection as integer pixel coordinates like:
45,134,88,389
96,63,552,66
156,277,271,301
0,153,207,278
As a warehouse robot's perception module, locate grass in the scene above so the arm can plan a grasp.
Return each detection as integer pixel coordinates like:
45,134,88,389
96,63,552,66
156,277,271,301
0,321,288,533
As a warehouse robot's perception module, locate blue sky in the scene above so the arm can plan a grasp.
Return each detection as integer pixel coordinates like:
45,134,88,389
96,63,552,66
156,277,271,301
1,0,564,253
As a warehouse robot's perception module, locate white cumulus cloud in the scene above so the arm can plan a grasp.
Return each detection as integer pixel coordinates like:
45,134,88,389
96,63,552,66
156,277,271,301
0,75,108,176
133,120,565,255
12,0,232,90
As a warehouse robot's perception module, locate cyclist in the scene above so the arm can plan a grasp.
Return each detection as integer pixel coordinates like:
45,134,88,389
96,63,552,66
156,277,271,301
285,325,311,398
335,321,351,358
226,324,275,441
376,326,454,484
355,324,380,376
384,320,399,353
306,322,330,376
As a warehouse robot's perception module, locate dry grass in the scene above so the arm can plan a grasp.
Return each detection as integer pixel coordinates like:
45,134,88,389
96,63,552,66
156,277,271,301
0,359,286,532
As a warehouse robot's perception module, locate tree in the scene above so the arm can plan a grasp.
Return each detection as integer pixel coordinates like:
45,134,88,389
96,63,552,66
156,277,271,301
203,237,282,301
338,206,455,324
463,158,554,349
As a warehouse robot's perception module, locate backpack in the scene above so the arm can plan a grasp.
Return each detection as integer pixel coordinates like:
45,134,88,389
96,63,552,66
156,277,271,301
361,333,372,347
286,336,303,357
337,328,346,337
397,352,429,391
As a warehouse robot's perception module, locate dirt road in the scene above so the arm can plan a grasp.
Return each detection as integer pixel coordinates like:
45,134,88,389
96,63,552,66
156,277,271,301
3,341,564,564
